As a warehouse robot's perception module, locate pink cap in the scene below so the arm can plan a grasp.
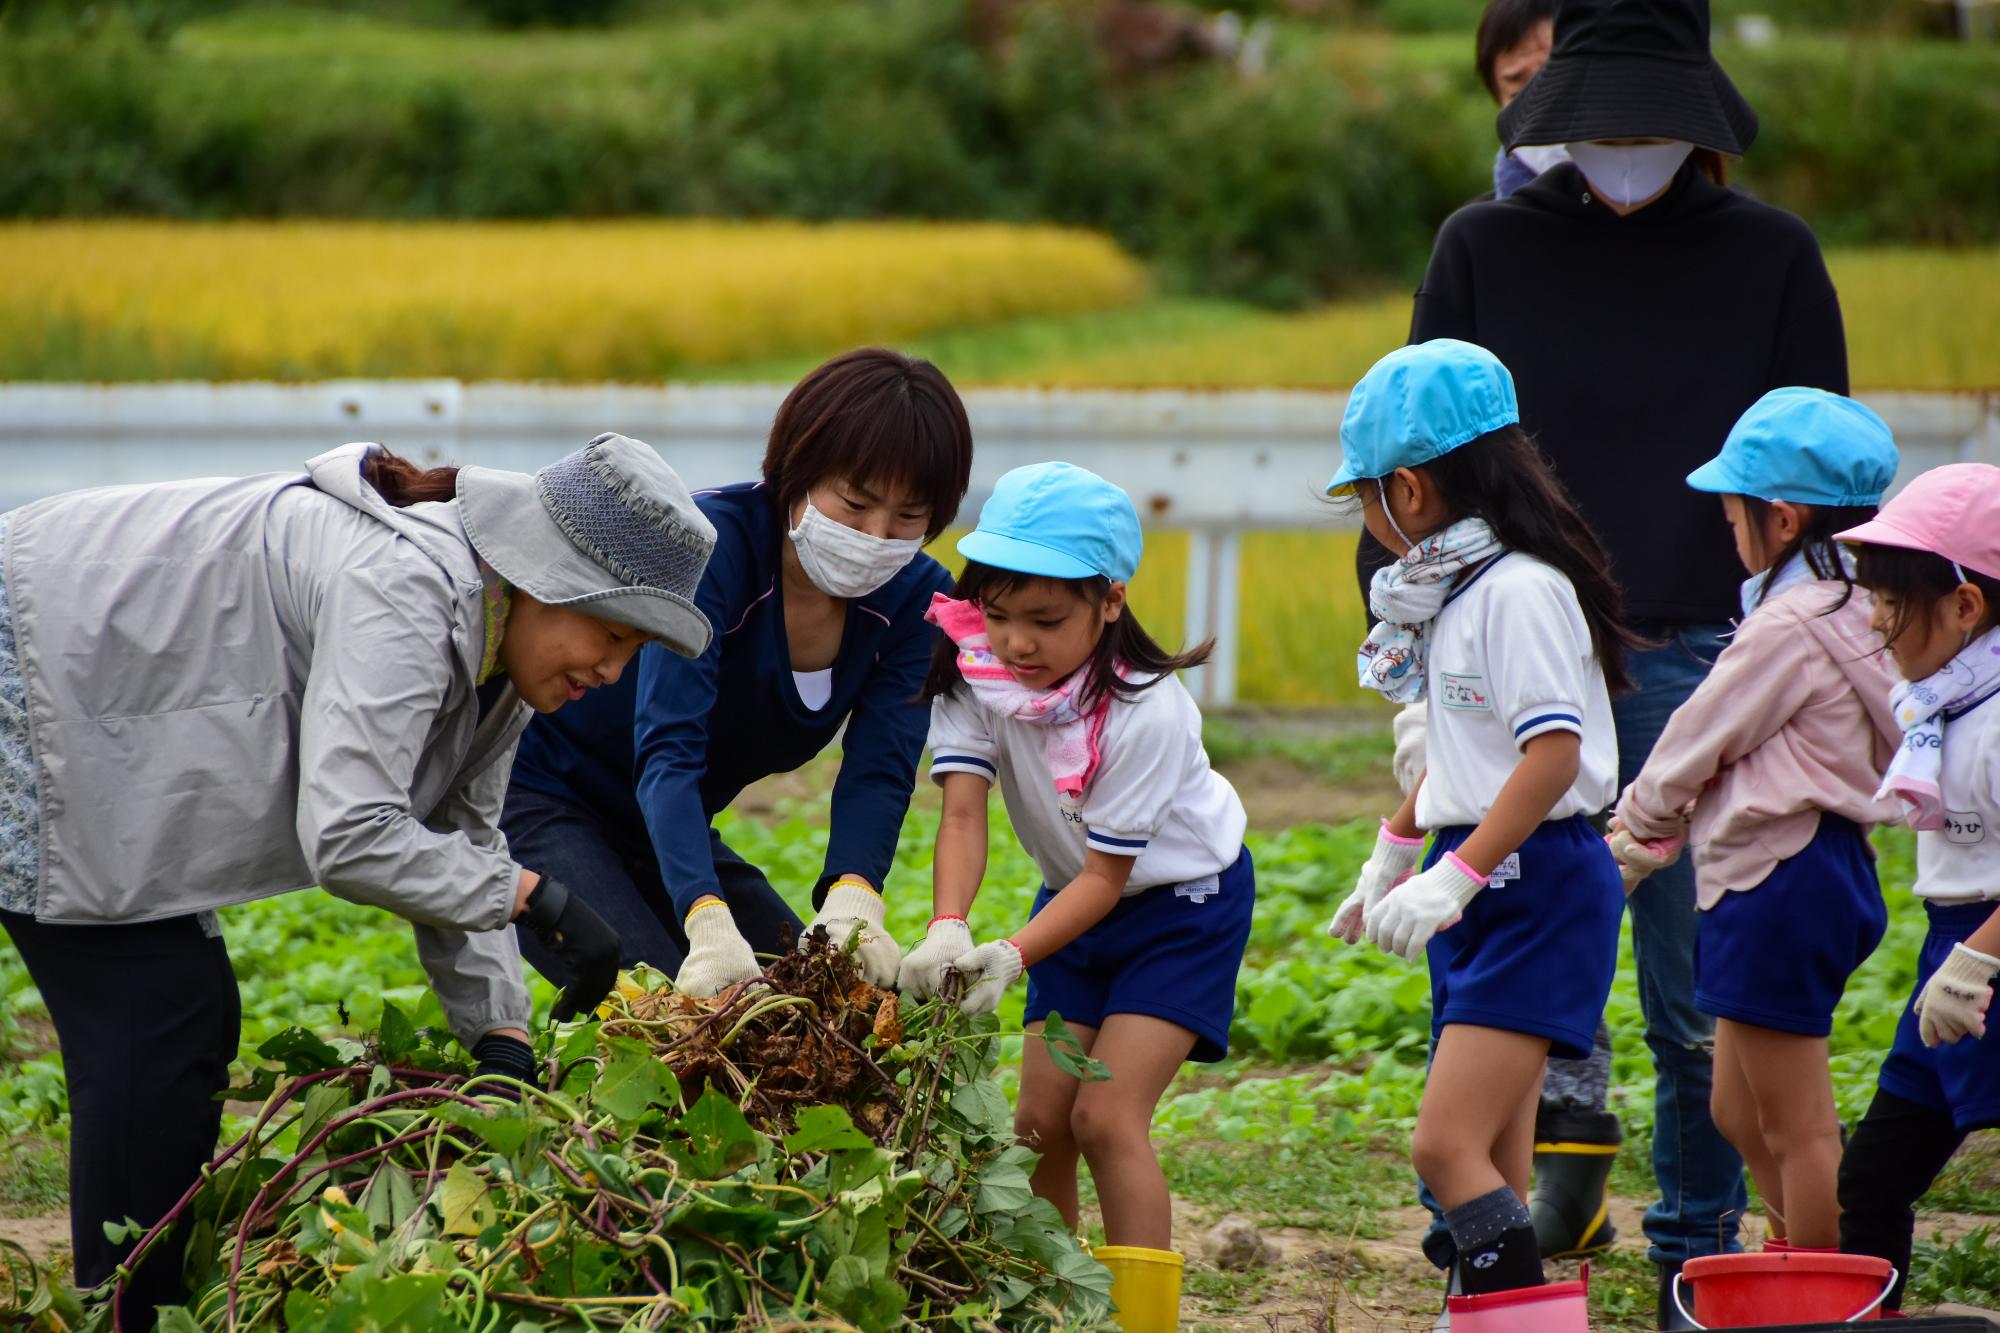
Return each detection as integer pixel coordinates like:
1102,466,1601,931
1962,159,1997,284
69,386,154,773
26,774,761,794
1836,463,2000,582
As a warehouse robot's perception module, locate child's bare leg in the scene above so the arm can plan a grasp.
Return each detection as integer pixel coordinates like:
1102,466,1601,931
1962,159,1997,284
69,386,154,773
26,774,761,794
1415,1025,1554,1293
1070,1013,1198,1248
1712,1019,1787,1238
1017,1019,1093,1227
1729,1021,1842,1248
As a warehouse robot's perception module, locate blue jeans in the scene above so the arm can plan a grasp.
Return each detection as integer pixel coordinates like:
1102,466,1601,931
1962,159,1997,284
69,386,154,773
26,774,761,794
500,786,803,985
1623,623,1748,1264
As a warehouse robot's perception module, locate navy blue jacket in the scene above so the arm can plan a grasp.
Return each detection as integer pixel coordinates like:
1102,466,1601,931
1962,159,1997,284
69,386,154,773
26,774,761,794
509,483,951,912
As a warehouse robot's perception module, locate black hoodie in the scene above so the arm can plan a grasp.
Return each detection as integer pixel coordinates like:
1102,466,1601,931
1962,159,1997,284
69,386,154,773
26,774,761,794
1379,161,1848,626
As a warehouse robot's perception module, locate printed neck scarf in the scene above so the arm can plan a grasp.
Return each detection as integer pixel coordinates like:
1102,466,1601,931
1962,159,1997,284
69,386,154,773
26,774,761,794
1357,517,1506,704
475,557,513,685
926,593,1111,801
1878,626,2000,830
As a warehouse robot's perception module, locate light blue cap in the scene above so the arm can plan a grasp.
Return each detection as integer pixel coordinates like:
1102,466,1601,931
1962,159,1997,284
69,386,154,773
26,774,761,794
1325,339,1520,494
1687,388,1898,506
957,462,1142,583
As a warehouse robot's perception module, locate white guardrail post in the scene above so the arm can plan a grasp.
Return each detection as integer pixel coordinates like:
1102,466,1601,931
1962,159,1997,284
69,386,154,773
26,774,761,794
1,384,1992,708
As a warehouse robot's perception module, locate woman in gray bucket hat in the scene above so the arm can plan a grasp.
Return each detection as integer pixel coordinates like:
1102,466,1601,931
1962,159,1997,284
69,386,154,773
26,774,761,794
0,431,713,1322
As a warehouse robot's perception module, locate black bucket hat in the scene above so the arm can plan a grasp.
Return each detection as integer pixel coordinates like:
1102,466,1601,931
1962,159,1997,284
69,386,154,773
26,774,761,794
1496,0,1757,155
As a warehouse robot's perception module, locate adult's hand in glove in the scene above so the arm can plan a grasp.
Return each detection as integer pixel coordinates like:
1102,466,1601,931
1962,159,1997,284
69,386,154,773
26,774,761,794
519,876,622,1022
675,901,761,998
806,879,902,987
470,1033,537,1094
951,939,1025,1016
1365,853,1486,963
898,915,975,1000
1914,943,1999,1047
1328,819,1425,945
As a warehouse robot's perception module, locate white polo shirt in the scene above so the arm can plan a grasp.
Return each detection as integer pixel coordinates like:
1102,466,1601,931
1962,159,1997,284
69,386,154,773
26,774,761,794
928,672,1246,893
1415,553,1619,830
1915,689,2000,903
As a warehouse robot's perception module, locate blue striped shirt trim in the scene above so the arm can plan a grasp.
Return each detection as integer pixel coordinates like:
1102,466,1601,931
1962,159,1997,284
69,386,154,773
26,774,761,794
1087,831,1150,849
1513,712,1582,738
932,753,996,775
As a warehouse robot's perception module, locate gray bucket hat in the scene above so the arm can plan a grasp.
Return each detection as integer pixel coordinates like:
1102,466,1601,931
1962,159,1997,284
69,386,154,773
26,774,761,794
458,432,717,657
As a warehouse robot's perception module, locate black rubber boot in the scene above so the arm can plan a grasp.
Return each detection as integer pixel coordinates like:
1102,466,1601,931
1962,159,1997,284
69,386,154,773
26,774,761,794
1530,1103,1622,1259
1657,1262,1698,1331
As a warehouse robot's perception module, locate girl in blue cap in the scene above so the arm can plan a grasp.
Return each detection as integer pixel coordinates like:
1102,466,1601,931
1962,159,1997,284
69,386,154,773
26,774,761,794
1608,388,1904,1255
1328,339,1635,1305
900,461,1253,1313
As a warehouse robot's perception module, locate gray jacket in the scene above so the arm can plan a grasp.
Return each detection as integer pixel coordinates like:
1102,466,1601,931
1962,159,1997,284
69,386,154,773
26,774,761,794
2,444,533,1042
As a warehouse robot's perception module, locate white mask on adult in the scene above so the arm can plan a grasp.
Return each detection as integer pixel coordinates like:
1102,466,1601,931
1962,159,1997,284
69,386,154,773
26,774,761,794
1568,140,1694,207
788,499,924,599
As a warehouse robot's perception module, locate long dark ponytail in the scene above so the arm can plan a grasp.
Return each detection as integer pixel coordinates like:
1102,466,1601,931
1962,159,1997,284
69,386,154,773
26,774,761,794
1416,424,1644,694
922,561,1212,705
359,447,459,508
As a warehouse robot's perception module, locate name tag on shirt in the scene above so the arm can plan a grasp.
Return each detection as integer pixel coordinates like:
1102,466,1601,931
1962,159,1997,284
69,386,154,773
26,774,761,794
1943,812,1987,845
1175,875,1221,904
1439,672,1493,713
1486,852,1521,888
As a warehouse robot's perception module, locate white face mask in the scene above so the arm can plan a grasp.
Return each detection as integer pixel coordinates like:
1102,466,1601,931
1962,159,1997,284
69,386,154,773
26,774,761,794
1567,140,1694,207
1512,143,1570,176
788,498,924,599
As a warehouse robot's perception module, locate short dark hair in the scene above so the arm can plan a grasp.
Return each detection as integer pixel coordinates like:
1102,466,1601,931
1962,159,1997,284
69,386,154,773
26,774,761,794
922,562,1213,706
1475,0,1555,100
1852,543,2000,646
762,347,974,541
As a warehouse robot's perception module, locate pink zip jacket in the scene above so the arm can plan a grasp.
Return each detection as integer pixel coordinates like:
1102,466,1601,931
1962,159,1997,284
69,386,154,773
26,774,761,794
1616,581,1904,908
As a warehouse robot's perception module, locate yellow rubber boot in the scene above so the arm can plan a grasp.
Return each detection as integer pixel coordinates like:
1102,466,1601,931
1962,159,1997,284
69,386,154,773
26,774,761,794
1097,1246,1184,1332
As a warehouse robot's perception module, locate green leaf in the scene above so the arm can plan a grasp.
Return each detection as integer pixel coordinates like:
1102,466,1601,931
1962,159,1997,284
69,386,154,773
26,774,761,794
378,1001,418,1062
360,1271,449,1326
592,1034,679,1124
829,1145,893,1196
257,1027,346,1075
359,1161,420,1231
296,1083,353,1152
783,1104,872,1155
436,1163,494,1237
1040,1011,1112,1083
670,1085,762,1178
973,1146,1036,1215
948,1078,1012,1135
155,1308,205,1333
818,1254,905,1333
432,1104,533,1158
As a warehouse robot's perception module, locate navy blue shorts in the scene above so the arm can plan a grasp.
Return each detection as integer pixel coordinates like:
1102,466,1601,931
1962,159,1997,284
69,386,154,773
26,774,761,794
1424,816,1624,1062
1876,900,2000,1133
1693,814,1886,1038
1023,847,1254,1064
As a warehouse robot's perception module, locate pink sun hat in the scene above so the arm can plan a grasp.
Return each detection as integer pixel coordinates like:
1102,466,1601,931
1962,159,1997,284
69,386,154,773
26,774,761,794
1835,463,2000,581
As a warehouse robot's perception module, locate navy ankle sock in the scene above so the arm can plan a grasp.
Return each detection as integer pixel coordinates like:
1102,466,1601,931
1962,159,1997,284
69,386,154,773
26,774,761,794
1444,1187,1546,1295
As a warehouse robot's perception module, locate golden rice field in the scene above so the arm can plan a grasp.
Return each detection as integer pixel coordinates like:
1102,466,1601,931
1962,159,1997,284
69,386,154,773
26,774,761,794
0,221,1149,381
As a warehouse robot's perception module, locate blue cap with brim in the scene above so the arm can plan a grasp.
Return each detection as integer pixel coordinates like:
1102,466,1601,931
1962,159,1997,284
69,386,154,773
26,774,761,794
957,462,1142,583
1687,388,1898,506
1325,339,1520,494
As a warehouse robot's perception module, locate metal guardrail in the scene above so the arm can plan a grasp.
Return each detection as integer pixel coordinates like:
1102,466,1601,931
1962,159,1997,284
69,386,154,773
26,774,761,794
3,382,1995,705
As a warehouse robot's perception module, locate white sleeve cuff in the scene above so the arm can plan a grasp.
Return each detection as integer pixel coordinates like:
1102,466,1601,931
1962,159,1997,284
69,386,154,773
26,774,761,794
1085,827,1151,857
929,752,996,785
1510,704,1584,748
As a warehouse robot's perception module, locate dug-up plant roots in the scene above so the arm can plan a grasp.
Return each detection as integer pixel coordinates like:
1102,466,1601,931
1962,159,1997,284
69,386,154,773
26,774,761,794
12,930,1114,1333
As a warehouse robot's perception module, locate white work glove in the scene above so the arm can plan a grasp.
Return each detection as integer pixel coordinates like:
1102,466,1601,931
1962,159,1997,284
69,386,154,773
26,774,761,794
1914,943,1999,1048
1606,821,1685,895
1364,853,1486,963
806,880,901,987
950,939,1025,1016
1391,703,1428,798
897,915,976,1000
674,901,761,997
1328,819,1426,945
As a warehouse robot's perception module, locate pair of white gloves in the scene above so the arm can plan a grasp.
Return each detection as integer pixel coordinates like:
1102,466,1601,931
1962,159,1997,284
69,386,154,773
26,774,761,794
1326,820,1485,963
674,882,1024,1015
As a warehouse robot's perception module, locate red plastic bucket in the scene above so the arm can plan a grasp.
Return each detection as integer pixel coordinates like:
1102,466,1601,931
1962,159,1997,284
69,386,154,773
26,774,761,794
1446,1277,1589,1332
1673,1253,1897,1327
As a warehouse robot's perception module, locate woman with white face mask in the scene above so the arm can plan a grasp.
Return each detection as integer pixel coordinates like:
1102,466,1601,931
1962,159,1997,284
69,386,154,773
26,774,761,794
505,348,973,999
1385,0,1849,1326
